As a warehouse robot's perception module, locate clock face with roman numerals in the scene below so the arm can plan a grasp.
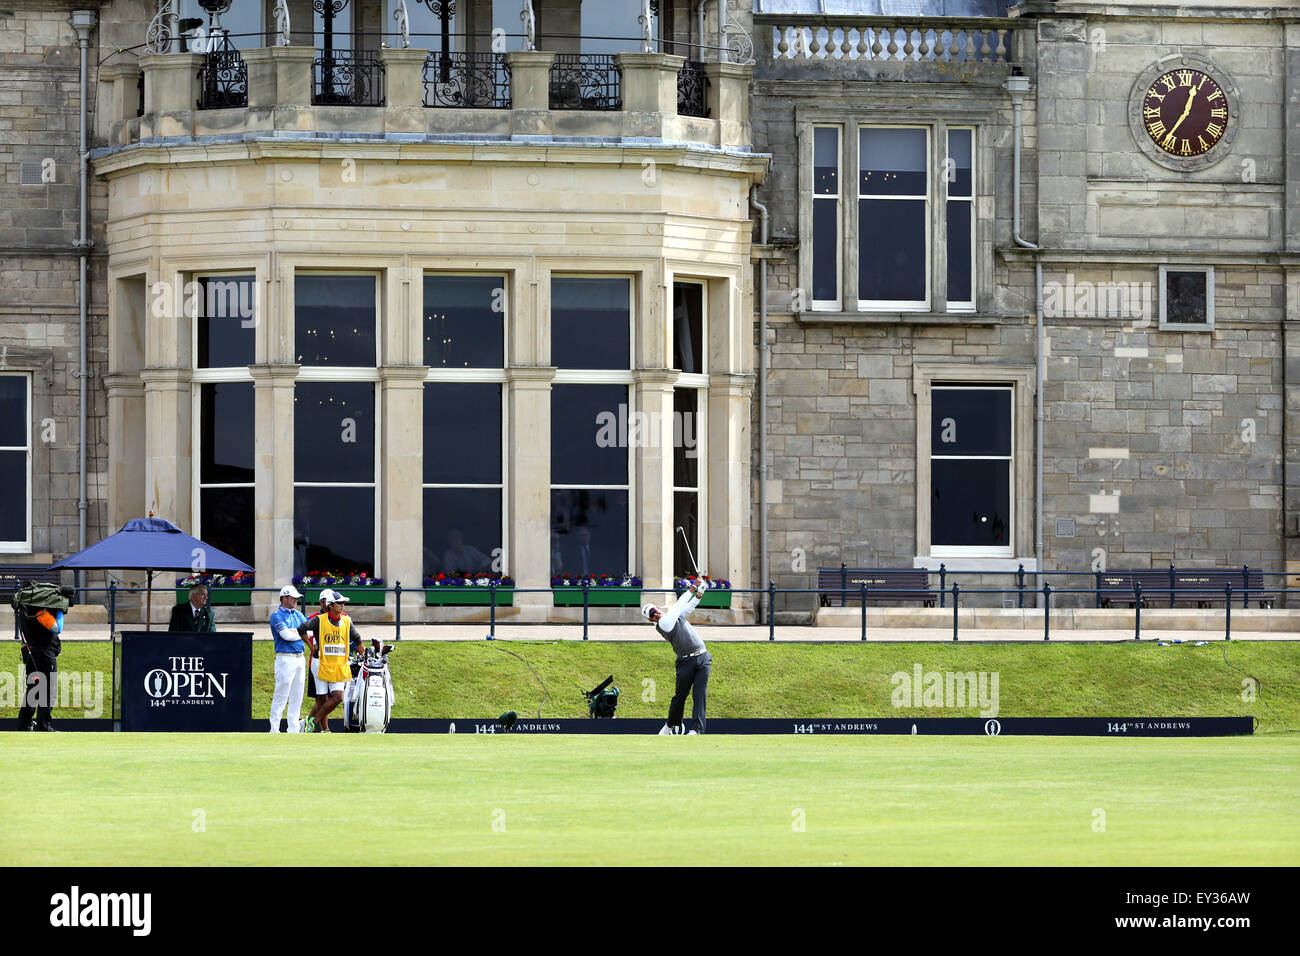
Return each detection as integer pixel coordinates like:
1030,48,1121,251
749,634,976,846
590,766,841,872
1141,69,1228,158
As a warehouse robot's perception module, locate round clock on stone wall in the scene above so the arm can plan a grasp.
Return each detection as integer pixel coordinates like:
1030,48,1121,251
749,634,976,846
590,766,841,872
1129,54,1240,172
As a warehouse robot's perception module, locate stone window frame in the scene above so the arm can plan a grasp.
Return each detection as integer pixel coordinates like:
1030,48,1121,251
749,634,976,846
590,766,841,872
548,271,639,576
670,277,711,577
421,271,511,577
189,272,258,564
912,363,1036,567
0,369,34,553
795,102,997,319
291,270,385,579
810,123,844,311
857,123,933,311
1157,264,1215,332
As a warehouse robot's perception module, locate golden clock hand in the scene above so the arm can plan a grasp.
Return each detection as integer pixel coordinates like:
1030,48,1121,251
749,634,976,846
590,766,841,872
1166,86,1197,138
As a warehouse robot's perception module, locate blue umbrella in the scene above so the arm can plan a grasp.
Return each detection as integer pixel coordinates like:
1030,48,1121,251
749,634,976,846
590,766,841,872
48,517,254,630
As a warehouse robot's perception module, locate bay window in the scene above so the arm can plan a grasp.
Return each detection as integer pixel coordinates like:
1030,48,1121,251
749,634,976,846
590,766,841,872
671,280,707,578
193,274,256,566
293,274,379,577
550,276,633,577
423,274,507,578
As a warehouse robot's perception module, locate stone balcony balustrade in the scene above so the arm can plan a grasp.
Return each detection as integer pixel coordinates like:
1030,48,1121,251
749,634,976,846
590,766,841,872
100,44,753,151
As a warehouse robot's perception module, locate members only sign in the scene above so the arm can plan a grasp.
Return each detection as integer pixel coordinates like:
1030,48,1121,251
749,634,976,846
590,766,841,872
119,632,252,731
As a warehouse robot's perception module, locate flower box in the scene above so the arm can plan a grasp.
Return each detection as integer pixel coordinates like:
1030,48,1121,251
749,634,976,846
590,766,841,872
173,587,253,606
553,587,642,607
674,576,733,609
675,588,732,609
294,572,386,606
175,573,255,606
303,587,387,606
425,586,515,607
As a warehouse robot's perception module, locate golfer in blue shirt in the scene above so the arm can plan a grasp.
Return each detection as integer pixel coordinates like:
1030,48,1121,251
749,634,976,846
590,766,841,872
269,585,308,732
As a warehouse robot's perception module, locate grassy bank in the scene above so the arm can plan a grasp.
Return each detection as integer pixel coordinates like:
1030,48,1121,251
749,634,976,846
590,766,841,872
3,640,1297,729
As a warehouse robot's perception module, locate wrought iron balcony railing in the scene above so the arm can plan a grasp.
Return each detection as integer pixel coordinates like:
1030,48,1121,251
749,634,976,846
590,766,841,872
312,50,386,106
197,31,248,109
549,53,621,111
423,51,509,109
676,60,708,118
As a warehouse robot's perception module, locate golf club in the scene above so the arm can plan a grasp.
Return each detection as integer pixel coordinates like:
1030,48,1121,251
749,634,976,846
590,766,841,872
676,525,701,577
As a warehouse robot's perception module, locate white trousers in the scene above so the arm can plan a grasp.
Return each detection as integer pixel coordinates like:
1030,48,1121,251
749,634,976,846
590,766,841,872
270,654,306,732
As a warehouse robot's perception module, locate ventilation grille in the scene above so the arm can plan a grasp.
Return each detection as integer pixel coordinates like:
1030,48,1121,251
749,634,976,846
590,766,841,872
1055,517,1076,538
20,162,47,186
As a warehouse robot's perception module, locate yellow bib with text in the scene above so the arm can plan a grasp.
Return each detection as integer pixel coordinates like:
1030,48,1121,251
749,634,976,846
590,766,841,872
316,614,351,684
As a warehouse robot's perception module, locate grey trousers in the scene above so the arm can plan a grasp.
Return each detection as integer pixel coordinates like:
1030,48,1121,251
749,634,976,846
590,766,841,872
667,652,711,733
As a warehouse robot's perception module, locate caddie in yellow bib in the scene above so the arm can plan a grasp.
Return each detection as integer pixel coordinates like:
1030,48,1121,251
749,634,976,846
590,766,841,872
295,589,365,732
316,613,352,684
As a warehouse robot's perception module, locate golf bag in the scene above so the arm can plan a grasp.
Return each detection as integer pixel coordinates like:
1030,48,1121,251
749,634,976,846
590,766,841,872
10,581,73,614
584,675,619,719
343,639,395,733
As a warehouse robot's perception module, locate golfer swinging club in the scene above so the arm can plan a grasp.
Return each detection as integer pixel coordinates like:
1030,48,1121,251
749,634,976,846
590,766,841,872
642,576,711,736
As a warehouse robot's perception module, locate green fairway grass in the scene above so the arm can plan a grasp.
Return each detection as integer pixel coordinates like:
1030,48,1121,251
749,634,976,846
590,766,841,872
1,734,1296,865
3,640,1298,727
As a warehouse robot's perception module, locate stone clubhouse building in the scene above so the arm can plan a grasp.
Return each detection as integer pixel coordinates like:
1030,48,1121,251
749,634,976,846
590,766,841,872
1,0,1296,621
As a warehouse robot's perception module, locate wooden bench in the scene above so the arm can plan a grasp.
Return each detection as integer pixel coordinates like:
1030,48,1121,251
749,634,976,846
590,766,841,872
1096,571,1169,608
818,568,937,607
0,565,62,603
1098,569,1278,609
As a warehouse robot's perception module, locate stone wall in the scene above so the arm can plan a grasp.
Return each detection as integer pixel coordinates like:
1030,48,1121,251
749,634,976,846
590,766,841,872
0,2,110,561
749,6,1295,611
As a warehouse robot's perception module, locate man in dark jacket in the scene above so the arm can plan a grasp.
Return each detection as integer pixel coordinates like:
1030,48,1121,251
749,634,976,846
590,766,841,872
168,583,215,632
16,583,74,731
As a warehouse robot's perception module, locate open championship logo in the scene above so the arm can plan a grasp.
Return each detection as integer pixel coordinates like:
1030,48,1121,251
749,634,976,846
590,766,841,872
144,657,229,706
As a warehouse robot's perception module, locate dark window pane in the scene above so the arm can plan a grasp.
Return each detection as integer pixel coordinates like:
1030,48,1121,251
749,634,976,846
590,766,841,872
931,459,1010,548
423,488,502,576
199,383,255,484
295,275,376,366
293,486,375,576
814,126,839,195
551,277,630,370
0,375,26,448
947,129,972,197
551,384,629,486
859,199,926,301
197,275,256,368
423,275,505,369
813,200,838,302
293,383,375,483
0,450,25,541
423,383,501,484
550,489,630,576
672,283,704,374
860,128,927,196
946,201,972,304
931,388,1011,456
673,491,699,577
1166,271,1208,324
673,388,700,488
199,487,254,566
